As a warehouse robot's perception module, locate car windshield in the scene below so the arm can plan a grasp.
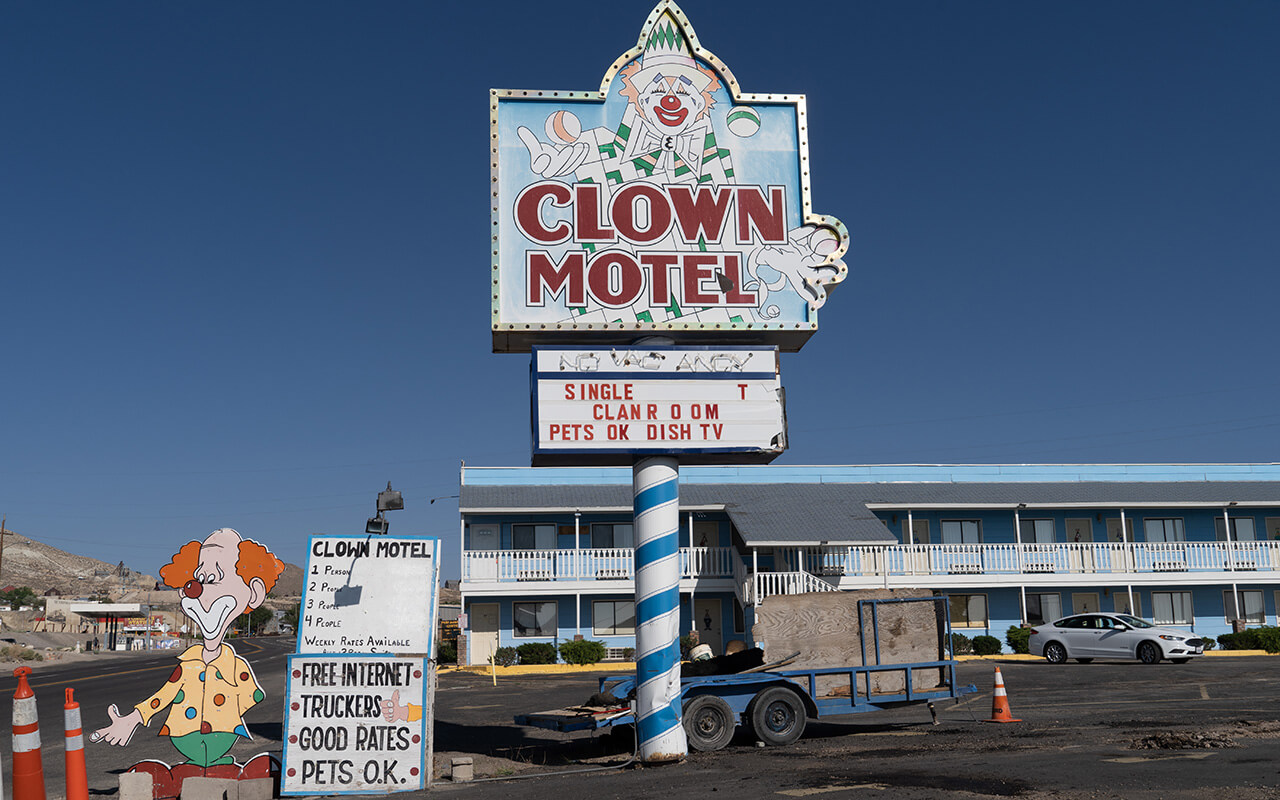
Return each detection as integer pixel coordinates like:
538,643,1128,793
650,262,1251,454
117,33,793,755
1114,614,1153,629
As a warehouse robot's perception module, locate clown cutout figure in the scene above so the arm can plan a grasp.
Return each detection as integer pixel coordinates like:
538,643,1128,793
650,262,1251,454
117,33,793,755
93,528,284,773
511,5,847,323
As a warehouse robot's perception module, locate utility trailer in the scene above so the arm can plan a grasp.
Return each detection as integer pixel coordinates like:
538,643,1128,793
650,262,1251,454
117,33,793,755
516,596,978,751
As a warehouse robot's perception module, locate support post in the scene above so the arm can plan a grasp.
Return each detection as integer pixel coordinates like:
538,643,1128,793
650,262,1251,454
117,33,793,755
633,456,686,762
1015,507,1027,624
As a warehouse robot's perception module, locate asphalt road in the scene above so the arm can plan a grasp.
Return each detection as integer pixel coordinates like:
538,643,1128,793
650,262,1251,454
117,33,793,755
2,644,1277,799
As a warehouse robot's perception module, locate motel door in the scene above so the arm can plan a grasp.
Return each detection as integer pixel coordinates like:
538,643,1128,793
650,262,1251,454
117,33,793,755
693,599,722,656
470,603,499,665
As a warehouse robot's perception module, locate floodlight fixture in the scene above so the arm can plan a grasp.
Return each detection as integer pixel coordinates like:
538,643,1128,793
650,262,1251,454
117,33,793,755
378,482,404,512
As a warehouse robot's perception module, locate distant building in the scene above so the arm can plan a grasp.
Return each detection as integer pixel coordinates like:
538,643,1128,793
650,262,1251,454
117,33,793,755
457,463,1280,664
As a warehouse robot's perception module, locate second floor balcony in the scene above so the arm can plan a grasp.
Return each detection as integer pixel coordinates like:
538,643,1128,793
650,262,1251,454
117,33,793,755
462,546,737,583
461,541,1280,588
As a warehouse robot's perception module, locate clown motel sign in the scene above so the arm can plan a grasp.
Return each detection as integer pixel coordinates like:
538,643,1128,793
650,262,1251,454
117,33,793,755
281,654,427,795
298,535,439,656
532,346,785,465
491,0,849,354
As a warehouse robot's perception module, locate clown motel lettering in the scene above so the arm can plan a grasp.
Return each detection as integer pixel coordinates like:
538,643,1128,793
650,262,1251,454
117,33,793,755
299,535,439,656
282,654,428,795
518,182,785,309
532,347,786,464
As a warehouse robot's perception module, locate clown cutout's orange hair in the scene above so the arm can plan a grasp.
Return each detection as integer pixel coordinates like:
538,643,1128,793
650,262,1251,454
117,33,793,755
160,535,285,613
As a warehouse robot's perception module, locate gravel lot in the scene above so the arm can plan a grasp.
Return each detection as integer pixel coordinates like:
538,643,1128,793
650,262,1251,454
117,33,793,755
432,656,1280,799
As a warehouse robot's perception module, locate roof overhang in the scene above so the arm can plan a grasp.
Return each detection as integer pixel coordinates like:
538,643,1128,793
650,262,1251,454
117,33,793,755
864,501,1280,510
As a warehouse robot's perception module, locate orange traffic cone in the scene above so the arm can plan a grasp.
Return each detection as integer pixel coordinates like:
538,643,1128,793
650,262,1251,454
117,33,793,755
64,688,89,800
11,666,47,800
983,666,1022,723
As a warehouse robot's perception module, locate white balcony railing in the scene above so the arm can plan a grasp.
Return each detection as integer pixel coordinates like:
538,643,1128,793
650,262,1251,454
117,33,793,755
793,541,1280,578
753,571,839,603
462,547,735,583
461,541,1280,586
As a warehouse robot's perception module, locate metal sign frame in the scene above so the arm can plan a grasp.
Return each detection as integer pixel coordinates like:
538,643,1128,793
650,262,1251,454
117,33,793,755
491,0,849,353
531,344,786,465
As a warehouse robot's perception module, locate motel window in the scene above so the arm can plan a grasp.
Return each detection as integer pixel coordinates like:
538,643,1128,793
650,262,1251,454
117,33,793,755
513,601,558,637
1024,593,1062,625
941,520,982,545
512,524,556,550
733,598,745,634
1152,592,1193,625
949,594,988,628
1223,590,1264,625
592,600,635,636
1144,518,1186,543
1214,517,1257,541
1018,519,1055,544
591,523,634,549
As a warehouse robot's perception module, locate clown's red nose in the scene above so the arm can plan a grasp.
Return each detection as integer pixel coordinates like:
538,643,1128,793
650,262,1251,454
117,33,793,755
183,580,203,599
660,94,681,110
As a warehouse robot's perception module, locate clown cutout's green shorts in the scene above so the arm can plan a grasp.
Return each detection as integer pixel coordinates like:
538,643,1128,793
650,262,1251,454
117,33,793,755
169,728,249,767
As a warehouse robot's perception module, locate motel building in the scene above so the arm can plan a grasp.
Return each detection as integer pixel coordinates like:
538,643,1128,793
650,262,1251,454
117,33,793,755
456,462,1280,665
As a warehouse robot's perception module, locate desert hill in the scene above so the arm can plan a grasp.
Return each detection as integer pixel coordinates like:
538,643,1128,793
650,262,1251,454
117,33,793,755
0,530,303,601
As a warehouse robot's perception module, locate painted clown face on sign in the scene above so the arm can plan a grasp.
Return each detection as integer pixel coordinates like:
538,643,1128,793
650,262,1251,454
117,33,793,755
629,71,713,135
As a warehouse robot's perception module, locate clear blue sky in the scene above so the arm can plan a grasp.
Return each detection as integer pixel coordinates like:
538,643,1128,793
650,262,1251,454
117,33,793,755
3,1,1278,582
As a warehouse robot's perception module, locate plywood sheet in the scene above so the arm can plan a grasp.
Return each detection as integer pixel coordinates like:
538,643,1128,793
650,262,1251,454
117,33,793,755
751,589,945,696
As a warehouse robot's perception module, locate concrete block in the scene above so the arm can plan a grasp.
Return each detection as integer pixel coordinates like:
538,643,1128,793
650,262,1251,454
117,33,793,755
119,771,154,800
451,756,474,783
236,777,275,800
180,776,239,800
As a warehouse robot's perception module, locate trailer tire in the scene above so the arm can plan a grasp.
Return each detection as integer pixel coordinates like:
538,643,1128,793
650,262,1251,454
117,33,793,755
749,686,806,747
683,695,736,752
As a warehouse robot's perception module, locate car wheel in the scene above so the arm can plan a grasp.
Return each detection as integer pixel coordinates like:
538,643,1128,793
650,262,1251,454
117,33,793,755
749,686,807,746
1138,642,1161,664
683,695,736,752
1074,658,1093,664
1044,641,1068,664
1170,658,1190,664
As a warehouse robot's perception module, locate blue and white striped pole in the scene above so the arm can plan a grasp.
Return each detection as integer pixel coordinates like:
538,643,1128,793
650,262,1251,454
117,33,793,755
633,455,687,761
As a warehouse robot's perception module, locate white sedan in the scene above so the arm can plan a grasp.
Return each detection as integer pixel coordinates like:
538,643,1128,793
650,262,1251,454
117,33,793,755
1028,613,1205,664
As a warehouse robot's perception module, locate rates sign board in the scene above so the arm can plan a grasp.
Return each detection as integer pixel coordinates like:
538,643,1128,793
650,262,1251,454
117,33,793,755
297,535,439,656
532,345,785,465
282,654,428,795
491,0,848,353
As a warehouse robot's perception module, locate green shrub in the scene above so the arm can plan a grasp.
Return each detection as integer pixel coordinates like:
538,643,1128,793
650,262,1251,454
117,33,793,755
1225,626,1280,653
0,645,42,662
492,646,518,666
516,642,558,665
972,635,1002,656
1260,628,1280,654
559,639,607,665
1199,638,1216,651
437,641,457,664
1005,625,1031,655
950,632,973,655
622,647,636,662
